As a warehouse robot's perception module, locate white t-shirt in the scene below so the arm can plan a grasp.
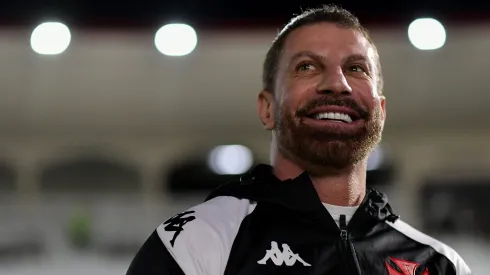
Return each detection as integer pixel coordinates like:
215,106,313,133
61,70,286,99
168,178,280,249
322,203,358,228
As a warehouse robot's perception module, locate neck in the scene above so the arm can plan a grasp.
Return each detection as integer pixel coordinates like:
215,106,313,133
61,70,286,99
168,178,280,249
271,146,367,207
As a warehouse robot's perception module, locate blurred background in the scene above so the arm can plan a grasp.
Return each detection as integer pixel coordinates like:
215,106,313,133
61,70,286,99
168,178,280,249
0,0,490,274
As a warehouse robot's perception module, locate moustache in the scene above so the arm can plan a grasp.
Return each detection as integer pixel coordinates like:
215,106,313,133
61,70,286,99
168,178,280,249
295,97,369,119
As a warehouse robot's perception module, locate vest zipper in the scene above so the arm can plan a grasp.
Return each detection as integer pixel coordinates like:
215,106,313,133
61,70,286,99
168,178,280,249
339,215,362,275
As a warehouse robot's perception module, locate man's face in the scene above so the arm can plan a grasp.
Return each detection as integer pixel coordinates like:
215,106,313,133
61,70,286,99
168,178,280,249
267,23,386,170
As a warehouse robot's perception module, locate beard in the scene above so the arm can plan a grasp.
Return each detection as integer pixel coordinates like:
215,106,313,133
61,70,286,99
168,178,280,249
274,97,383,171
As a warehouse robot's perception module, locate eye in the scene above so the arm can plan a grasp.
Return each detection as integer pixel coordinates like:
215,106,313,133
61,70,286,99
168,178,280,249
348,65,367,73
296,62,316,72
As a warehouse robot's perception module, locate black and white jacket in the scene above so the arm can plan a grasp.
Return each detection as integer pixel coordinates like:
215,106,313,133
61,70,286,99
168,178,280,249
127,164,472,275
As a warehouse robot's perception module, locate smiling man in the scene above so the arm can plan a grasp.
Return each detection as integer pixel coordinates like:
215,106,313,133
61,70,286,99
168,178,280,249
127,5,471,275
259,19,385,203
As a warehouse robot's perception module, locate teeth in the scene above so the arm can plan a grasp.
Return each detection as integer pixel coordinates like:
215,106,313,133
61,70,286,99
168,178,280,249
314,112,353,123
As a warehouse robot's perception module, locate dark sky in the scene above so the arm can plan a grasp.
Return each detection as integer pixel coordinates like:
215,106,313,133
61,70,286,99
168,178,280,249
1,0,487,29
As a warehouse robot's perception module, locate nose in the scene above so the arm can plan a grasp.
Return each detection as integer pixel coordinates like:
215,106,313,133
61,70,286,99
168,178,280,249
316,67,352,95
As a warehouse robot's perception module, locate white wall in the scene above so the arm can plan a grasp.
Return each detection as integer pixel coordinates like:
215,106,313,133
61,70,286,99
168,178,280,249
1,24,490,135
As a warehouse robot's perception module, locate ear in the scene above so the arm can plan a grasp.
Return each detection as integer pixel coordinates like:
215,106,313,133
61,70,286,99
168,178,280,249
257,90,276,130
379,95,386,122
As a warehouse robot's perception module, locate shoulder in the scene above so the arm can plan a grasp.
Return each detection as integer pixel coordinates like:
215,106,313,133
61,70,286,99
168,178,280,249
386,219,472,275
157,196,256,247
156,196,257,275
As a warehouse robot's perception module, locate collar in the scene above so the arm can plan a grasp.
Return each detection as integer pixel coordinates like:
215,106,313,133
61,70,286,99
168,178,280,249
206,164,399,234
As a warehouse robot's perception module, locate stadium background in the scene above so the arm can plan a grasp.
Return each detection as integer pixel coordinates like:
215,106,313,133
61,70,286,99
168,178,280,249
0,0,489,274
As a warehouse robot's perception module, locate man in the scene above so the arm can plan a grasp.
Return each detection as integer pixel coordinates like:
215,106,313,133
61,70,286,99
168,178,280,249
127,5,471,275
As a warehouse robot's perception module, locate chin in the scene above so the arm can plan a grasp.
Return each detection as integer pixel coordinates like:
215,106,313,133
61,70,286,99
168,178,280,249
311,138,371,165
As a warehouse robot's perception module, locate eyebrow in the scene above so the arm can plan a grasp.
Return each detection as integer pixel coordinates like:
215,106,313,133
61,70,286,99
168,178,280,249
289,51,325,64
344,54,370,65
288,51,371,69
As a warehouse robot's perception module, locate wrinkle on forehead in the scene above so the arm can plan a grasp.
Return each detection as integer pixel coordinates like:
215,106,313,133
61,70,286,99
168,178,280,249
283,23,374,63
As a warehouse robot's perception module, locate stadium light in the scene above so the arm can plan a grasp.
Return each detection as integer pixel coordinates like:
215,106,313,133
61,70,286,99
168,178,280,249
208,145,253,175
154,23,197,56
31,22,71,55
408,18,446,50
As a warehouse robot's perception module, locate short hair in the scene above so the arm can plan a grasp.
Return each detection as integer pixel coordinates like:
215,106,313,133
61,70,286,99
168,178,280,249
262,4,383,95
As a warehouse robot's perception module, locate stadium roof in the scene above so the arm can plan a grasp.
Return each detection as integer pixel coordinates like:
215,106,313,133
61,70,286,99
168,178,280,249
2,0,490,30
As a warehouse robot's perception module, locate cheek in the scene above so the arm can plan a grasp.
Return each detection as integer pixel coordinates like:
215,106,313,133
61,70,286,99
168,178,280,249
283,81,317,110
277,85,297,113
350,81,377,105
369,80,379,98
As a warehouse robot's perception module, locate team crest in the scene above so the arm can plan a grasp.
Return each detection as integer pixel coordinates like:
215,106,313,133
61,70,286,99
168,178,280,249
385,257,429,275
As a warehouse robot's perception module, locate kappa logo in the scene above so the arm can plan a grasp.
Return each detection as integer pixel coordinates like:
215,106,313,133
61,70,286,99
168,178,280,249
385,257,429,275
163,210,196,247
257,241,311,267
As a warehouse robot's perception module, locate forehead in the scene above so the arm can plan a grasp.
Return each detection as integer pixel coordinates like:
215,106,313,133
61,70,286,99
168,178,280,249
282,23,375,62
